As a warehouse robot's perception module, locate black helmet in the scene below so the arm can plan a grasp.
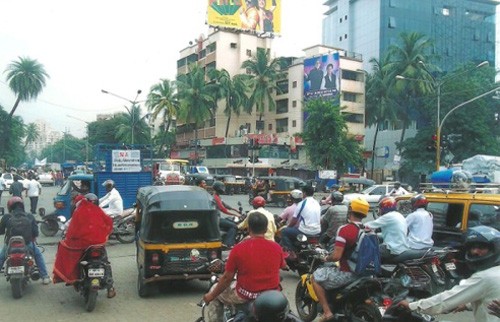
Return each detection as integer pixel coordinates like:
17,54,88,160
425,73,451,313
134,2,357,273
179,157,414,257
7,196,24,212
212,181,225,194
410,194,428,210
252,290,289,322
84,193,99,205
464,226,500,272
331,191,344,204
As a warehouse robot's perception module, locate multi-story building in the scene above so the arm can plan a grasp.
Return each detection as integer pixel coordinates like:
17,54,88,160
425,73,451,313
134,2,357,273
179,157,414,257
174,29,365,177
322,0,498,181
26,119,62,157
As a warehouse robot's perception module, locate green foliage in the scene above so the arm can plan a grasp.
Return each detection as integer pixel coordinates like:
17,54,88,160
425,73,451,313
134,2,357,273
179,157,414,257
146,79,178,133
40,134,87,163
302,99,363,175
24,123,40,148
87,116,123,145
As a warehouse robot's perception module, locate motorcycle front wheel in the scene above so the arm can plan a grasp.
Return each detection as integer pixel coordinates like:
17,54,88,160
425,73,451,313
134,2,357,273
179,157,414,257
85,289,98,312
116,218,136,244
40,220,59,237
351,303,382,322
295,280,318,322
10,278,24,299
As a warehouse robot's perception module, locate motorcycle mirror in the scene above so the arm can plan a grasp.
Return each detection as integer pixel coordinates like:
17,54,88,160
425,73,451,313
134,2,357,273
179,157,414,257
296,234,307,242
57,216,67,223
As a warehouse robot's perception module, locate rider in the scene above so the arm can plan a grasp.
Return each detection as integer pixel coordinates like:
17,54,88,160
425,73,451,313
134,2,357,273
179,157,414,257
238,196,277,241
400,226,500,322
320,191,348,247
53,193,116,298
0,197,51,284
388,181,407,196
311,198,371,322
365,196,409,260
212,181,241,249
203,212,286,322
406,194,434,250
278,189,303,227
320,184,340,205
99,179,123,218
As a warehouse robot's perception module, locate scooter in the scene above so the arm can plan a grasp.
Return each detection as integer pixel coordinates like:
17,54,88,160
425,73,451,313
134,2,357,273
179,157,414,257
108,208,136,244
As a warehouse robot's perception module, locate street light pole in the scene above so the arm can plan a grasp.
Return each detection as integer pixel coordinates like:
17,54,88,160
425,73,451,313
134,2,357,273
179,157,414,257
101,89,142,145
67,115,90,166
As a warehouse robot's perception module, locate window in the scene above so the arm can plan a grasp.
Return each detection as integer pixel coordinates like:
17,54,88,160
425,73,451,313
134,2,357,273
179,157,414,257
292,81,297,88
292,120,297,127
276,118,288,133
276,99,289,114
268,124,273,131
345,15,348,20
206,42,216,53
230,42,237,49
206,61,216,72
342,70,360,81
342,112,364,124
344,34,347,39
339,36,342,41
199,49,206,59
442,7,450,16
292,100,297,108
340,18,342,23
469,204,500,231
388,16,396,28
276,80,289,94
389,0,396,7
246,49,252,56
343,92,357,102
428,202,464,230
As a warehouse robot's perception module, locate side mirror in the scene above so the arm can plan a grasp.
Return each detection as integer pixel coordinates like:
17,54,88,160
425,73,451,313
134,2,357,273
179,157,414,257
57,216,67,223
296,234,307,242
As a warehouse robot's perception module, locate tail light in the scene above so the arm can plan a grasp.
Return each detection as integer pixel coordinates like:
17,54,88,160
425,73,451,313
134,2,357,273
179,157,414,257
27,259,34,267
209,250,218,260
9,255,24,266
431,257,441,266
383,297,393,308
10,241,25,248
89,247,104,259
151,253,159,265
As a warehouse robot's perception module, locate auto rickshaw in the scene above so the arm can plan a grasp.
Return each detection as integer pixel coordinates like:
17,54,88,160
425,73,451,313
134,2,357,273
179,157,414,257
249,176,306,207
135,185,223,297
214,174,247,195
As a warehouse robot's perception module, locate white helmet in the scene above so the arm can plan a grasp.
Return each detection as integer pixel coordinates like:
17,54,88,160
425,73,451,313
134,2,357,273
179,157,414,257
290,189,303,200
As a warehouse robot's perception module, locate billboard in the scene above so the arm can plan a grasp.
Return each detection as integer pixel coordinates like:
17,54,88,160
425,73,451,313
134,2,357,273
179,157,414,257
303,52,340,101
207,0,281,35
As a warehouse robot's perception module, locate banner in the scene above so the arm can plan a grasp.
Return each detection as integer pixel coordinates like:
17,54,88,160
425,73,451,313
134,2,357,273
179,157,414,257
303,52,340,101
111,150,141,172
207,0,281,35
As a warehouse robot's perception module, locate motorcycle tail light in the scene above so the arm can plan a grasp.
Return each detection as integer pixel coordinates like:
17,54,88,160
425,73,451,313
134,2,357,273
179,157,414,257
54,201,65,209
151,253,159,265
9,256,23,266
209,251,218,260
383,297,393,307
27,259,34,266
432,257,441,266
89,248,103,258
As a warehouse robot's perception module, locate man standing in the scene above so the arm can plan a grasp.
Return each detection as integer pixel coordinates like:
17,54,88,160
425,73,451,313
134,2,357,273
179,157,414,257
203,212,285,322
99,179,123,217
305,60,324,91
9,176,24,198
26,174,42,214
0,173,6,204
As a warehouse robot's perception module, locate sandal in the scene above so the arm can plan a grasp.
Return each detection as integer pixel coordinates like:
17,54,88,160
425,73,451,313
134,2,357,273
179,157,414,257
107,287,116,298
319,314,334,322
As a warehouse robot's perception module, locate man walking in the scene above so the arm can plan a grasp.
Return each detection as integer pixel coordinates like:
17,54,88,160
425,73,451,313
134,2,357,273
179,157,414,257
26,174,42,214
9,176,24,198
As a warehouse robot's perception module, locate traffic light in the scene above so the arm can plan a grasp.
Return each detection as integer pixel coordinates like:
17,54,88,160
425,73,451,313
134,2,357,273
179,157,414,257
248,156,260,163
432,134,438,149
254,138,260,149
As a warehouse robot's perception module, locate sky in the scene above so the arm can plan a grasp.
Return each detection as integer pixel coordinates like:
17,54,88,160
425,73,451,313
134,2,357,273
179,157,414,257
0,0,326,138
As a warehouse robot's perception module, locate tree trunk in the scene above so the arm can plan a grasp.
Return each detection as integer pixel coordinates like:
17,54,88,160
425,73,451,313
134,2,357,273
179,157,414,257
225,114,232,138
8,96,21,119
370,122,380,180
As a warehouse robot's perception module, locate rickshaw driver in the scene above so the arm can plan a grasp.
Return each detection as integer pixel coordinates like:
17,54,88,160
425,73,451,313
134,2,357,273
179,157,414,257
212,181,241,249
203,212,286,322
99,179,123,218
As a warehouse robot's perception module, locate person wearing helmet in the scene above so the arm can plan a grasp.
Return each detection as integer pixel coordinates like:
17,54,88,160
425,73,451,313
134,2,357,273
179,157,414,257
0,197,51,285
203,212,286,322
406,194,434,250
53,193,116,298
212,181,241,249
388,181,408,197
365,196,409,260
320,184,340,205
311,197,370,322
320,191,348,247
400,226,500,322
278,189,303,228
251,290,301,322
99,179,123,217
238,196,277,241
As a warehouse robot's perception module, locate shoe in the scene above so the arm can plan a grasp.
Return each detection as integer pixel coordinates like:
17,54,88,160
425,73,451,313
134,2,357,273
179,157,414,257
319,314,335,322
107,287,116,298
42,277,51,285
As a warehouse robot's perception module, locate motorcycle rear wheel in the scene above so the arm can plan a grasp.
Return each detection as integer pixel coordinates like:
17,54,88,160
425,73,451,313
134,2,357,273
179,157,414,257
295,280,318,322
85,289,98,312
116,219,136,244
10,278,24,299
352,303,382,322
40,220,59,237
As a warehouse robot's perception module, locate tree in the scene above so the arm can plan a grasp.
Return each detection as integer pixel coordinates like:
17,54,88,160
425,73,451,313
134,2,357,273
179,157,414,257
24,123,40,149
0,105,26,165
115,105,151,144
146,79,178,133
302,99,363,175
40,134,87,163
4,56,49,118
87,116,123,145
241,48,285,120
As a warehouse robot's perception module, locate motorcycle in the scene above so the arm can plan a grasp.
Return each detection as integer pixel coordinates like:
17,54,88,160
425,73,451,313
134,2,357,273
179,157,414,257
109,208,136,244
295,247,386,322
39,212,66,237
73,244,113,312
285,234,322,276
380,290,435,322
3,236,40,299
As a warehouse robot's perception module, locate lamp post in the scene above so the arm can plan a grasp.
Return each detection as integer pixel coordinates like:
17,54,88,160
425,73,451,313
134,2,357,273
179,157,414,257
396,61,488,170
67,115,90,166
101,89,142,144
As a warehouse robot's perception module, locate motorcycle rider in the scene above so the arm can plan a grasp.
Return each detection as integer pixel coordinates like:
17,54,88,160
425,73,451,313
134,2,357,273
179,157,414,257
388,181,408,196
99,179,123,218
400,226,500,322
320,184,340,205
53,193,116,298
0,196,51,284
320,191,348,247
365,196,409,260
406,194,434,250
238,196,277,241
203,212,286,322
311,197,370,322
278,189,303,227
212,181,241,249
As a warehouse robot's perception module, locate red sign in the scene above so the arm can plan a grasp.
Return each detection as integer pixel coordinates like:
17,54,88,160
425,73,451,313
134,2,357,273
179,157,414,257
354,135,365,142
212,137,225,145
247,134,278,145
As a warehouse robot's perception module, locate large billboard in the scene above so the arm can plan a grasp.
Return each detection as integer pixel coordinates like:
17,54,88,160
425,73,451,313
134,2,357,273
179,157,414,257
303,52,340,101
207,0,281,35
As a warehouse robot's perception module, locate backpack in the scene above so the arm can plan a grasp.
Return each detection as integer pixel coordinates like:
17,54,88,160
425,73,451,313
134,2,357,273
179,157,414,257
347,223,381,276
8,212,33,243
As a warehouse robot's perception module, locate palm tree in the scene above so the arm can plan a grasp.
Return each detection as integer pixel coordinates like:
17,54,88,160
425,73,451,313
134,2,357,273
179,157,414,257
115,105,151,144
241,48,285,121
176,63,219,163
24,123,40,149
4,56,49,118
146,79,178,133
212,69,251,137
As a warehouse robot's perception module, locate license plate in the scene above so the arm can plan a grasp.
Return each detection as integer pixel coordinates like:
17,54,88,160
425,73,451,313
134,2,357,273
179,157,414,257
88,268,105,277
7,266,24,274
445,262,456,271
432,263,438,273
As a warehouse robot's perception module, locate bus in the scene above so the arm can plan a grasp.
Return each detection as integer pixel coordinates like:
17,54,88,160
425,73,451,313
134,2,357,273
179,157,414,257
153,159,189,184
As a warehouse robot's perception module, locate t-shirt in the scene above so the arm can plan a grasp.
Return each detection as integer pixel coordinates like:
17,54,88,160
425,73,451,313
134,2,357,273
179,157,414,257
294,197,321,235
406,208,434,250
279,203,298,227
365,211,409,255
322,204,348,238
334,222,361,272
238,207,277,241
225,237,284,300
26,179,42,197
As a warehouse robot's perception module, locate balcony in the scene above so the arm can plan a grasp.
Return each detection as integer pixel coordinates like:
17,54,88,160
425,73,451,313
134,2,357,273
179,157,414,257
175,127,216,146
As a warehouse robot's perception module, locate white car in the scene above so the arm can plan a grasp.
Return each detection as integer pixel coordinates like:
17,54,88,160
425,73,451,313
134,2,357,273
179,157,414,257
1,173,30,191
37,172,55,186
343,184,410,210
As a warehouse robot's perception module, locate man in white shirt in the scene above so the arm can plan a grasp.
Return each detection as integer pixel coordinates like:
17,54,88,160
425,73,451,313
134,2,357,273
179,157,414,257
0,174,6,204
99,179,123,217
406,194,434,250
388,181,408,196
25,174,42,214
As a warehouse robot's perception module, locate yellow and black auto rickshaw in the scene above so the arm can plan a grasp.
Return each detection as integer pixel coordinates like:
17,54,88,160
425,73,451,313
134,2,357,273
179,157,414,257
135,185,223,297
249,176,306,207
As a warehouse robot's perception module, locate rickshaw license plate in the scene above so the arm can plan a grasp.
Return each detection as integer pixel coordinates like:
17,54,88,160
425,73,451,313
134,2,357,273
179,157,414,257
445,263,456,270
88,268,105,277
7,266,24,274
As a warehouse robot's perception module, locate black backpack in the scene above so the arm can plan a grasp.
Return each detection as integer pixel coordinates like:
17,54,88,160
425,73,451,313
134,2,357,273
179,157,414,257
8,212,33,243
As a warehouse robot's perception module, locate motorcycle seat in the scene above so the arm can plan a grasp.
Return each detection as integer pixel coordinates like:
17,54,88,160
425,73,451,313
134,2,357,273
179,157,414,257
383,249,433,264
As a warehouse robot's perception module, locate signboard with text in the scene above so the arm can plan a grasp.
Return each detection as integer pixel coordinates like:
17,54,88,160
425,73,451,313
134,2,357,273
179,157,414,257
303,52,340,101
111,150,141,172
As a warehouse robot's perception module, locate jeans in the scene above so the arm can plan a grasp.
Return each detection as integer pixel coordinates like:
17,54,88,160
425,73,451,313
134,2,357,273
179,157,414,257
280,227,302,251
0,241,49,278
220,218,237,247
29,196,39,214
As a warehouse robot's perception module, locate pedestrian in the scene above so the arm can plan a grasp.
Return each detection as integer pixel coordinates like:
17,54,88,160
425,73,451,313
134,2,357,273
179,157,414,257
0,173,6,204
9,176,25,198
26,174,42,214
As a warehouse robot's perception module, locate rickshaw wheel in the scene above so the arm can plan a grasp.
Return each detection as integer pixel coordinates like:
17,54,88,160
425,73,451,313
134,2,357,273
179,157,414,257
137,270,152,298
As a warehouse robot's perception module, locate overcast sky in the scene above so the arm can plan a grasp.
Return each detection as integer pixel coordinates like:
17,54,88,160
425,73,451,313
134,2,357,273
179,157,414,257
0,0,325,138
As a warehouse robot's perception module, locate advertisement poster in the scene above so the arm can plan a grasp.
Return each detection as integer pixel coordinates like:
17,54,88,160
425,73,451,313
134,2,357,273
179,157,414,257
303,52,340,101
207,0,281,35
111,150,141,172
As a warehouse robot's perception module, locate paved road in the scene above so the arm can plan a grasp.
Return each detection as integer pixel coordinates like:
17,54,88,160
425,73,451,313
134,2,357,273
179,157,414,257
0,186,473,321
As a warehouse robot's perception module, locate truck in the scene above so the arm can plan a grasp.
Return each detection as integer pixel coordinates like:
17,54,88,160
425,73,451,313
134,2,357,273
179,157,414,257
39,144,154,237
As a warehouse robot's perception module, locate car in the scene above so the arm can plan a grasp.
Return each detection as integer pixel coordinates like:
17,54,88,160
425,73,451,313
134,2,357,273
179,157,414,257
1,173,30,191
343,184,410,211
37,172,55,186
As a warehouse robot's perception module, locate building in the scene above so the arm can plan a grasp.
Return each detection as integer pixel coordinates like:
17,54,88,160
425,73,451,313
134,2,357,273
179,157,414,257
174,29,365,177
26,119,62,157
322,0,498,181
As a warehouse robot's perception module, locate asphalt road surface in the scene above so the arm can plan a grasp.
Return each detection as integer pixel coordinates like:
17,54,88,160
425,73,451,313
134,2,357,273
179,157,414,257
0,186,473,321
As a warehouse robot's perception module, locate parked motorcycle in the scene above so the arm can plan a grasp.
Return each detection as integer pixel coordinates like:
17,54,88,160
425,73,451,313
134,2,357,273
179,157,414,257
3,236,40,299
73,244,113,312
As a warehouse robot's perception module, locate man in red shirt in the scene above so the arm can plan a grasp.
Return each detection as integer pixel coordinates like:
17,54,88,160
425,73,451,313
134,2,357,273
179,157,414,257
311,198,370,322
212,181,241,248
203,212,286,322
